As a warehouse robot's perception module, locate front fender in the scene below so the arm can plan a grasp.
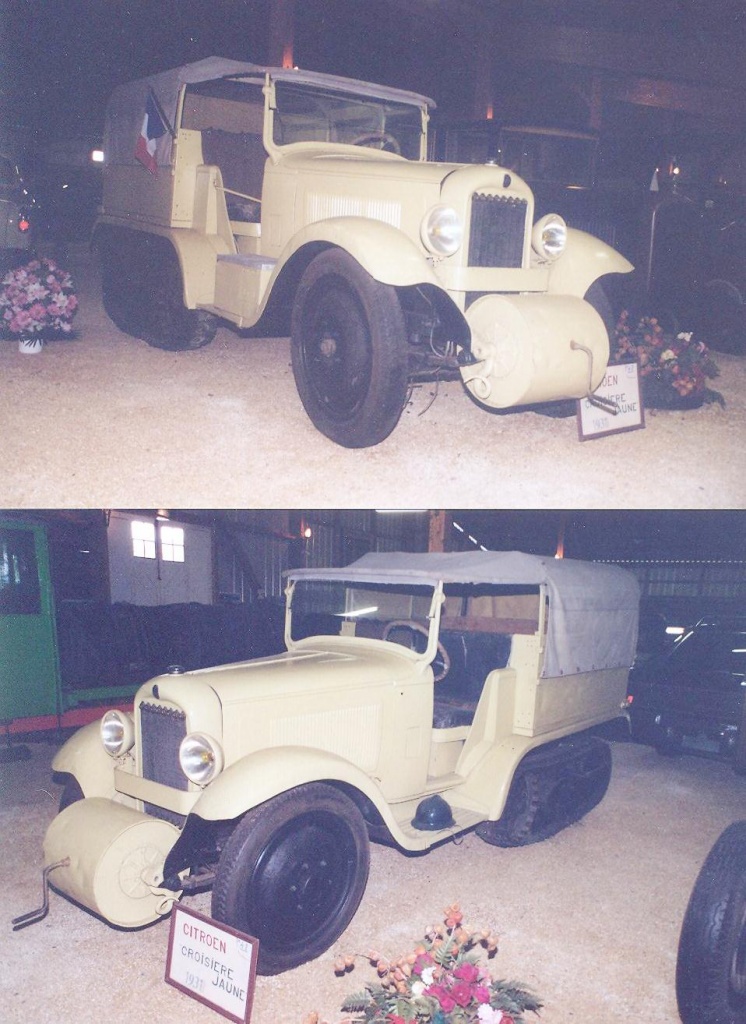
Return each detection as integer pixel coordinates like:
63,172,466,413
546,228,633,299
191,745,388,822
279,217,440,289
51,719,118,799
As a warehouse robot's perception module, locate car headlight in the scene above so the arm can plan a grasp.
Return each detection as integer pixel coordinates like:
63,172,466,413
179,732,224,786
531,214,567,260
101,710,135,757
421,204,462,256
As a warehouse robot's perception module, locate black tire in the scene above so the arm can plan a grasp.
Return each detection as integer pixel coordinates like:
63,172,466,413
676,821,746,1024
476,737,612,848
655,721,684,757
695,281,745,355
211,783,370,975
58,775,84,812
290,249,408,447
585,280,616,338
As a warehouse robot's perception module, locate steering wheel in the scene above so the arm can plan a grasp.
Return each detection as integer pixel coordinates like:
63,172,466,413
351,130,401,155
382,619,450,682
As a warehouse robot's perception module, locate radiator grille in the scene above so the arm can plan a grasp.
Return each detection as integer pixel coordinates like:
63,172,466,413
139,701,187,823
468,193,527,268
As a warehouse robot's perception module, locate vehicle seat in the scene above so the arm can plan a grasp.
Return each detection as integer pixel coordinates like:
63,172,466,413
432,631,512,728
200,129,265,222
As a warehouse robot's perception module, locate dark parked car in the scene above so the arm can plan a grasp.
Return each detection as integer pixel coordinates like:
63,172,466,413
0,150,34,272
628,617,746,771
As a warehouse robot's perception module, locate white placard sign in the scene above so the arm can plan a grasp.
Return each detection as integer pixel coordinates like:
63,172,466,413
166,904,258,1023
577,362,645,440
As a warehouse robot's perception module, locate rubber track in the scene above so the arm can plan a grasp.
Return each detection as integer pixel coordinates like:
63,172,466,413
476,735,612,847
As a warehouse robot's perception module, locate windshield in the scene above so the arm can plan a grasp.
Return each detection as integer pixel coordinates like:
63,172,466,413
289,578,437,643
498,130,596,188
666,625,746,690
272,80,424,159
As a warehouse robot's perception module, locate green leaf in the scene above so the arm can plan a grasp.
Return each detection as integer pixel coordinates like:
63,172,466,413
341,990,374,1012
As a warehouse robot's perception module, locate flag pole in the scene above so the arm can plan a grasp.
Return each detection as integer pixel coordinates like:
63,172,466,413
149,87,176,139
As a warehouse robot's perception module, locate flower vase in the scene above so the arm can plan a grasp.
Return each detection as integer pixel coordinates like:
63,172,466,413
18,337,44,355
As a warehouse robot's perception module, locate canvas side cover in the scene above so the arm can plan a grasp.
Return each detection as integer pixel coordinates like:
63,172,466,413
103,57,263,171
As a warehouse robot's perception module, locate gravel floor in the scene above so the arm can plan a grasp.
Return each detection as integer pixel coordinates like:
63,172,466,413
0,245,743,509
3,738,745,1024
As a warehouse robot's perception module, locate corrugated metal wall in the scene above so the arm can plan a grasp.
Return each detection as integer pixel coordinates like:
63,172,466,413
615,560,746,600
215,511,430,603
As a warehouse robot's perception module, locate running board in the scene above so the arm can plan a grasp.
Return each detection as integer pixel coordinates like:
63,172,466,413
217,253,277,271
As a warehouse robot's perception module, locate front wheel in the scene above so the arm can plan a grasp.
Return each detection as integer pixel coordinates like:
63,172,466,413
291,249,408,447
211,783,370,975
676,821,746,1024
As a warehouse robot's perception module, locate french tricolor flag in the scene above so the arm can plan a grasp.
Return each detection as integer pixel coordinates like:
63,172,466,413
135,89,167,175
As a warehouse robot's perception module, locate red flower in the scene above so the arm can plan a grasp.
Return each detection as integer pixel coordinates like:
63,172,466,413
387,1016,406,1024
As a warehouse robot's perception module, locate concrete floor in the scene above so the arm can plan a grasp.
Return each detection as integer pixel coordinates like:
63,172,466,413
3,738,745,1024
0,245,743,509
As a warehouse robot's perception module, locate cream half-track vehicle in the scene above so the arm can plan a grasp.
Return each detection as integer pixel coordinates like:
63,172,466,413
30,551,639,975
95,57,633,447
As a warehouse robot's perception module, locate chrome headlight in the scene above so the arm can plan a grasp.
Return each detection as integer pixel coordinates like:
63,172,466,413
179,732,224,786
531,214,567,260
421,204,462,256
101,710,135,757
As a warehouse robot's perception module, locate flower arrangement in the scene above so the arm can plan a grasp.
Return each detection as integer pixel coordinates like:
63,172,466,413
0,256,78,338
610,311,723,408
306,904,542,1024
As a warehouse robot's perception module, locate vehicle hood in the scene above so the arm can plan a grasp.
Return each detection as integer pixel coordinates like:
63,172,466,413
166,640,418,706
276,146,531,194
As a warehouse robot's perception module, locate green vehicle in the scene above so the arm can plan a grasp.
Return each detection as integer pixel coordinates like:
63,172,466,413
0,519,60,729
27,551,639,975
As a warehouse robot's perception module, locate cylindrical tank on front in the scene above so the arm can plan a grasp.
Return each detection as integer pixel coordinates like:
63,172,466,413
43,798,181,928
461,293,608,408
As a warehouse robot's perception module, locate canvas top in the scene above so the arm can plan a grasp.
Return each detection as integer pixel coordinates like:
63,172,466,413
104,56,434,168
288,550,641,678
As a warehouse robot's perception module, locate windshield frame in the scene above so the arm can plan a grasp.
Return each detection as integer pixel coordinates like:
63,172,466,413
285,576,444,663
265,75,429,161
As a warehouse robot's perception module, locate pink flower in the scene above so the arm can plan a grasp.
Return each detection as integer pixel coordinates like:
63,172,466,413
450,981,473,1007
414,953,435,973
454,963,480,983
426,985,456,1013
474,985,492,1003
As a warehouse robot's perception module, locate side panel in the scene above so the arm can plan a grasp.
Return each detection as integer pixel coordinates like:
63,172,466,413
101,165,175,227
